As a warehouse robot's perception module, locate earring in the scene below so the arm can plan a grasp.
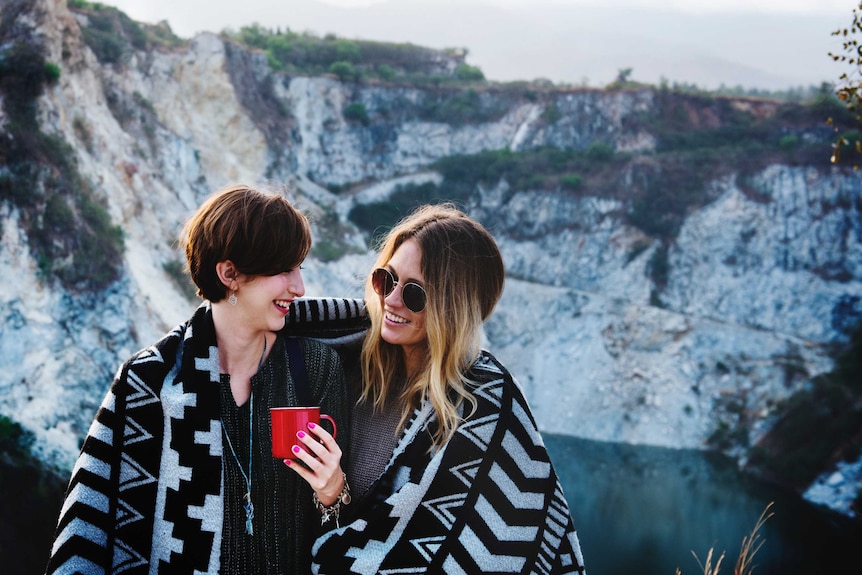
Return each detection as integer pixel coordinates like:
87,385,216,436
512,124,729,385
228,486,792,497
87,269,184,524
228,291,237,306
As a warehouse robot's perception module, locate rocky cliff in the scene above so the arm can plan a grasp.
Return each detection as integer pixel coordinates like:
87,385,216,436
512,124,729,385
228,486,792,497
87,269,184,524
1,0,860,517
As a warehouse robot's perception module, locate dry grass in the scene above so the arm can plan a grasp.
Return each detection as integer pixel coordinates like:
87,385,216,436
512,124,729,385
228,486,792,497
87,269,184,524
675,502,775,575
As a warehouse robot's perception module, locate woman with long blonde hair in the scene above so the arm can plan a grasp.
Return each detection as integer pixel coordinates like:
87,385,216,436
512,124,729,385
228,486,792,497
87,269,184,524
287,203,587,574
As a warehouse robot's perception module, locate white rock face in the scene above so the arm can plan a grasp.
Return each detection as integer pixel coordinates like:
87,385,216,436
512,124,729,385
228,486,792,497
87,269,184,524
486,279,832,449
2,0,860,517
665,170,862,342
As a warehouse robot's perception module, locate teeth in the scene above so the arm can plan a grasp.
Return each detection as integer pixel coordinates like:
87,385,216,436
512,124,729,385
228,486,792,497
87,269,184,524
275,300,291,308
385,312,409,324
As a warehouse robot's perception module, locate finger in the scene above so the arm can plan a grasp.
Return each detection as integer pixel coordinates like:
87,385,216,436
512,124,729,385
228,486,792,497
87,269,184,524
306,421,336,447
287,445,336,493
299,428,342,463
283,457,326,490
290,441,323,471
296,430,328,461
283,457,312,479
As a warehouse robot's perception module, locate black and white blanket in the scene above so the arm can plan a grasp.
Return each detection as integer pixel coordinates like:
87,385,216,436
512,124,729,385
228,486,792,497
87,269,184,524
44,300,354,575
287,298,588,575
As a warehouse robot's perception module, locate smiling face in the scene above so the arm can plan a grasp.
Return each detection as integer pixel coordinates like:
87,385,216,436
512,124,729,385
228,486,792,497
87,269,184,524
378,238,428,362
221,262,306,335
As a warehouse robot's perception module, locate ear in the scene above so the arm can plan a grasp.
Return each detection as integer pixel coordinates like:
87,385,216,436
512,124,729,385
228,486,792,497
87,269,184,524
215,261,238,289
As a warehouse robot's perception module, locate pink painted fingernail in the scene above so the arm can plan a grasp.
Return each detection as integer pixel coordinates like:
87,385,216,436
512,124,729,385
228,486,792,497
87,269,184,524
308,422,316,429
297,431,306,438
292,445,301,454
284,459,291,466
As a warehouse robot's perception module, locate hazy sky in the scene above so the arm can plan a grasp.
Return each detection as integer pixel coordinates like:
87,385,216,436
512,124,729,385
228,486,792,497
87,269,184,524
100,0,856,90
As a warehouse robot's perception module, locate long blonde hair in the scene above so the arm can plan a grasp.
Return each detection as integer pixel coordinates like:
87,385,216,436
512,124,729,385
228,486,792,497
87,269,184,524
360,203,505,447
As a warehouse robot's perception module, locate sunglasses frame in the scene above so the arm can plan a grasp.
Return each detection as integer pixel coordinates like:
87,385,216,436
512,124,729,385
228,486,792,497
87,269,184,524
371,267,427,313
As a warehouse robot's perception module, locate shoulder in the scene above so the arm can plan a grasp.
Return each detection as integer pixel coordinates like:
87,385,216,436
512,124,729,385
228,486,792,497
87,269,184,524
283,297,369,336
120,303,210,379
466,350,532,405
301,335,341,358
281,333,343,370
123,318,188,373
464,350,541,430
468,349,512,381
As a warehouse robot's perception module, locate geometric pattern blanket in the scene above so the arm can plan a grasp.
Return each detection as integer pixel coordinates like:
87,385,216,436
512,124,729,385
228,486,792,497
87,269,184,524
285,298,588,575
44,300,349,575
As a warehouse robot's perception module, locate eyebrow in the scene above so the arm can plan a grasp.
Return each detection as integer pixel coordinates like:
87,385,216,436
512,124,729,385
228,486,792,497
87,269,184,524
386,265,425,286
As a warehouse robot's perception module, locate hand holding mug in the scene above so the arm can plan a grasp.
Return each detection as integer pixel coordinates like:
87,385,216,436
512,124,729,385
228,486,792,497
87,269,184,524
273,407,344,505
270,406,337,459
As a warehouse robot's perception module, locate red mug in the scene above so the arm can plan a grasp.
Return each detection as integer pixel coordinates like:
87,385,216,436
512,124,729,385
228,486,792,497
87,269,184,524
270,406,337,459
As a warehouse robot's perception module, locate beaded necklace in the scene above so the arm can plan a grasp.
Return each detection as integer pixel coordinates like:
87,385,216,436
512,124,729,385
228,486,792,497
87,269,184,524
221,334,267,536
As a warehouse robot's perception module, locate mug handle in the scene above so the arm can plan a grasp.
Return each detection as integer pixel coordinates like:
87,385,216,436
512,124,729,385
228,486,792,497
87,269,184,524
319,414,337,440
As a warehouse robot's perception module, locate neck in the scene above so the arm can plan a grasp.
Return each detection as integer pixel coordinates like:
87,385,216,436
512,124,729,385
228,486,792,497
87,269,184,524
219,331,269,406
402,344,426,380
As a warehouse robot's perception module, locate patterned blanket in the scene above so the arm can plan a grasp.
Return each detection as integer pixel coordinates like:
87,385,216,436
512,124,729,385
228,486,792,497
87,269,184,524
287,298,588,574
45,300,351,574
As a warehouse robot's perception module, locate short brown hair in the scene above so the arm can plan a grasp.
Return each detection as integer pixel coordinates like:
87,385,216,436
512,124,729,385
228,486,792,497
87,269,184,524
182,184,311,302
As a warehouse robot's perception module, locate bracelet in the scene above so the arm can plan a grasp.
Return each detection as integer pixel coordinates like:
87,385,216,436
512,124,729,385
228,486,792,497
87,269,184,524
312,472,352,526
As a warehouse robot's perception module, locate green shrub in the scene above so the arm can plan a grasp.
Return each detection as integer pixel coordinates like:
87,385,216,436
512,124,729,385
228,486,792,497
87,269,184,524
335,40,360,62
454,64,484,81
347,181,467,243
224,25,488,87
311,239,346,263
744,321,862,489
348,201,404,245
0,415,35,462
585,141,614,162
779,134,800,150
71,2,184,63
330,61,358,83
43,62,61,83
0,13,126,292
377,64,396,81
0,41,55,126
432,146,617,194
78,8,129,64
542,103,561,124
267,35,293,63
559,173,583,190
43,194,75,232
525,175,545,189
266,51,284,72
626,152,713,240
163,259,197,300
418,89,507,125
343,102,370,125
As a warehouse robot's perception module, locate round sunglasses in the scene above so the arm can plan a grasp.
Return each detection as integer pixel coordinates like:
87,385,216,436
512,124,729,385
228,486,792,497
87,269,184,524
371,267,427,313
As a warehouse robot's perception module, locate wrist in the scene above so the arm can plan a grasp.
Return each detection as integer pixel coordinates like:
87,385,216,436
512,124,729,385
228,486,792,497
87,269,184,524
316,475,344,506
312,472,352,526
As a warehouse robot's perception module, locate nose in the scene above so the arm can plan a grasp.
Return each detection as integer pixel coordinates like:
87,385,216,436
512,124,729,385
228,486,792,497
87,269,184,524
287,269,305,297
384,282,405,309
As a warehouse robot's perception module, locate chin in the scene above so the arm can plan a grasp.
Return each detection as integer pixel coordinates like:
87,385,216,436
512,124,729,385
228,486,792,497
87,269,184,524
380,330,399,346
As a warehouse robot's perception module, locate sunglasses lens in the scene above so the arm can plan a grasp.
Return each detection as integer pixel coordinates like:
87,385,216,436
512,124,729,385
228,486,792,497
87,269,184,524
402,283,427,313
371,268,394,296
372,268,427,312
